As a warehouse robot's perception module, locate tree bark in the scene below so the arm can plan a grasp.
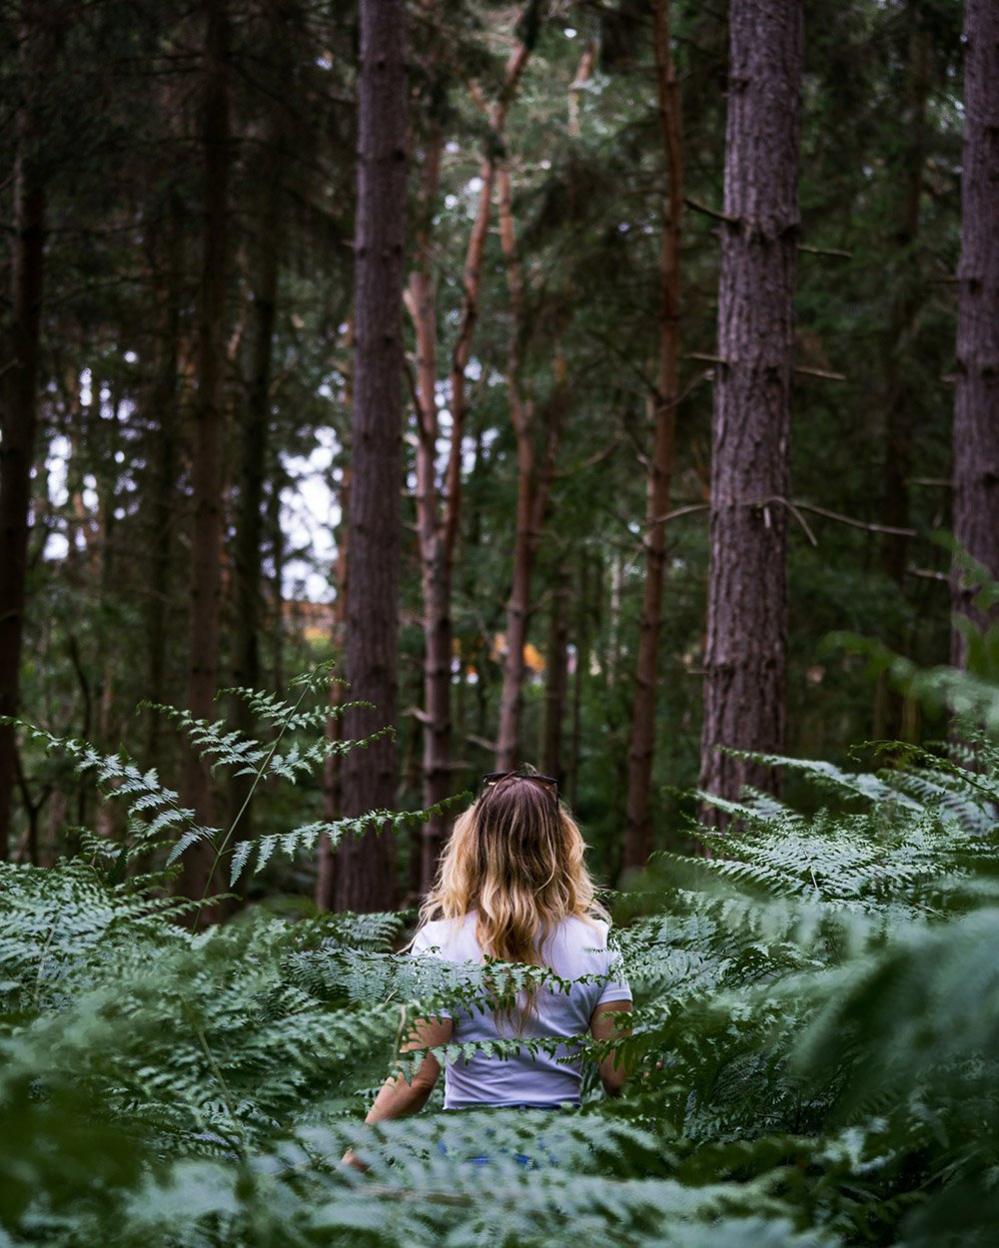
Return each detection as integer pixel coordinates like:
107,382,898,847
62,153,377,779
316,465,350,912
494,363,567,772
623,0,684,871
143,197,184,768
950,0,999,666
541,568,570,784
406,127,455,893
698,0,803,819
0,3,55,858
178,0,232,899
317,327,352,913
567,549,591,807
332,0,407,912
228,124,283,851
406,34,532,893
493,161,566,772
874,9,931,741
268,463,286,695
567,38,597,138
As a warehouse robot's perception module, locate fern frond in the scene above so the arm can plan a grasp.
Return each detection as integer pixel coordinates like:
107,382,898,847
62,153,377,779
228,794,469,885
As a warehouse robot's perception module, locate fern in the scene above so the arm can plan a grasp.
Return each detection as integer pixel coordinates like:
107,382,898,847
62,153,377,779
227,797,466,887
5,670,999,1245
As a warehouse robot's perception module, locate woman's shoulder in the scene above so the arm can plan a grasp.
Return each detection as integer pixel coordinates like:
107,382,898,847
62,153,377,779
411,912,476,956
555,913,612,950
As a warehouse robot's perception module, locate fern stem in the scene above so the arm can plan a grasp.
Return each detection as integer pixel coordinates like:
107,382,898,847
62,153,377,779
196,674,316,921
185,1005,247,1161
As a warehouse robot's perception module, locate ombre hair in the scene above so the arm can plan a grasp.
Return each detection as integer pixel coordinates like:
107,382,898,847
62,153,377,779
418,775,608,970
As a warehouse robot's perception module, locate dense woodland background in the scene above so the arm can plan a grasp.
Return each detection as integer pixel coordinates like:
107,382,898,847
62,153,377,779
0,0,996,911
3,2,999,1245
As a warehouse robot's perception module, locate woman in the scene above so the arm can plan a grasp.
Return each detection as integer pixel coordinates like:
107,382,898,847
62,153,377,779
345,770,632,1165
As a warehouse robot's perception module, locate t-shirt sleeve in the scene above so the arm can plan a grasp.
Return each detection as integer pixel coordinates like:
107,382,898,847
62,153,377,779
595,928,632,1006
409,923,452,1018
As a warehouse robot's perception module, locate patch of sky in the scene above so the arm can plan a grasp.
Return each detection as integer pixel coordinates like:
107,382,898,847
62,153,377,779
82,475,99,512
45,532,69,560
279,427,341,602
47,435,71,507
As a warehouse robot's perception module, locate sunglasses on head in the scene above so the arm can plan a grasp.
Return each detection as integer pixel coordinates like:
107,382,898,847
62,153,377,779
480,769,560,807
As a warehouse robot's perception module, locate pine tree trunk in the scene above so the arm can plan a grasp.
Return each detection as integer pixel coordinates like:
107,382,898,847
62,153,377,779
493,159,565,772
178,0,232,899
950,0,999,665
268,465,285,694
567,39,596,138
143,197,184,768
406,129,454,893
93,391,123,844
541,569,570,784
698,0,803,819
316,464,350,912
874,9,931,741
496,437,533,770
408,37,531,892
567,550,590,807
623,0,683,870
332,0,407,912
0,4,53,858
494,373,566,772
228,142,282,851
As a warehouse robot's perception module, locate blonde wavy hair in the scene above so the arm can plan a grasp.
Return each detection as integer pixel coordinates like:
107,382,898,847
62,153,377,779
418,774,608,969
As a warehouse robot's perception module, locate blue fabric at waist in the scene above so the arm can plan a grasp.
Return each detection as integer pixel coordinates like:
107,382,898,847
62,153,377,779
443,1102,563,1112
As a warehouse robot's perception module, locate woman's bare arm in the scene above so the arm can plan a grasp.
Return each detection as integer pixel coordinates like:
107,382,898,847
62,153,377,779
343,1015,453,1169
364,1015,453,1124
589,1000,633,1096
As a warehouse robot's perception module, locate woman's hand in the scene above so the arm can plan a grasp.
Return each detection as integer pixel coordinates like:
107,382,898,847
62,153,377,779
341,1148,368,1173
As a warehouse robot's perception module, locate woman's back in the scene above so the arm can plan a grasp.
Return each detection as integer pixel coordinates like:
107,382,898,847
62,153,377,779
412,911,631,1109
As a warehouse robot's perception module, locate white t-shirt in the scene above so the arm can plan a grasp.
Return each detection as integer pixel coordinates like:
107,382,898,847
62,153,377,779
410,911,632,1109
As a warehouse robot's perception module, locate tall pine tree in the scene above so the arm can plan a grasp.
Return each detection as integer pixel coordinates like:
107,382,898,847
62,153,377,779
699,0,804,817
333,0,408,911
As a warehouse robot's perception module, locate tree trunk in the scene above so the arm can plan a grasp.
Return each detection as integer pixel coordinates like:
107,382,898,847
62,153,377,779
623,0,684,871
333,0,407,912
567,38,597,138
494,371,566,772
874,9,931,741
493,159,566,772
317,321,352,915
950,0,999,666
406,127,454,894
0,3,54,859
143,197,184,768
698,0,803,819
407,36,532,893
228,132,282,851
178,0,232,900
94,392,122,843
567,549,590,807
316,463,350,912
541,568,570,784
268,464,286,694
